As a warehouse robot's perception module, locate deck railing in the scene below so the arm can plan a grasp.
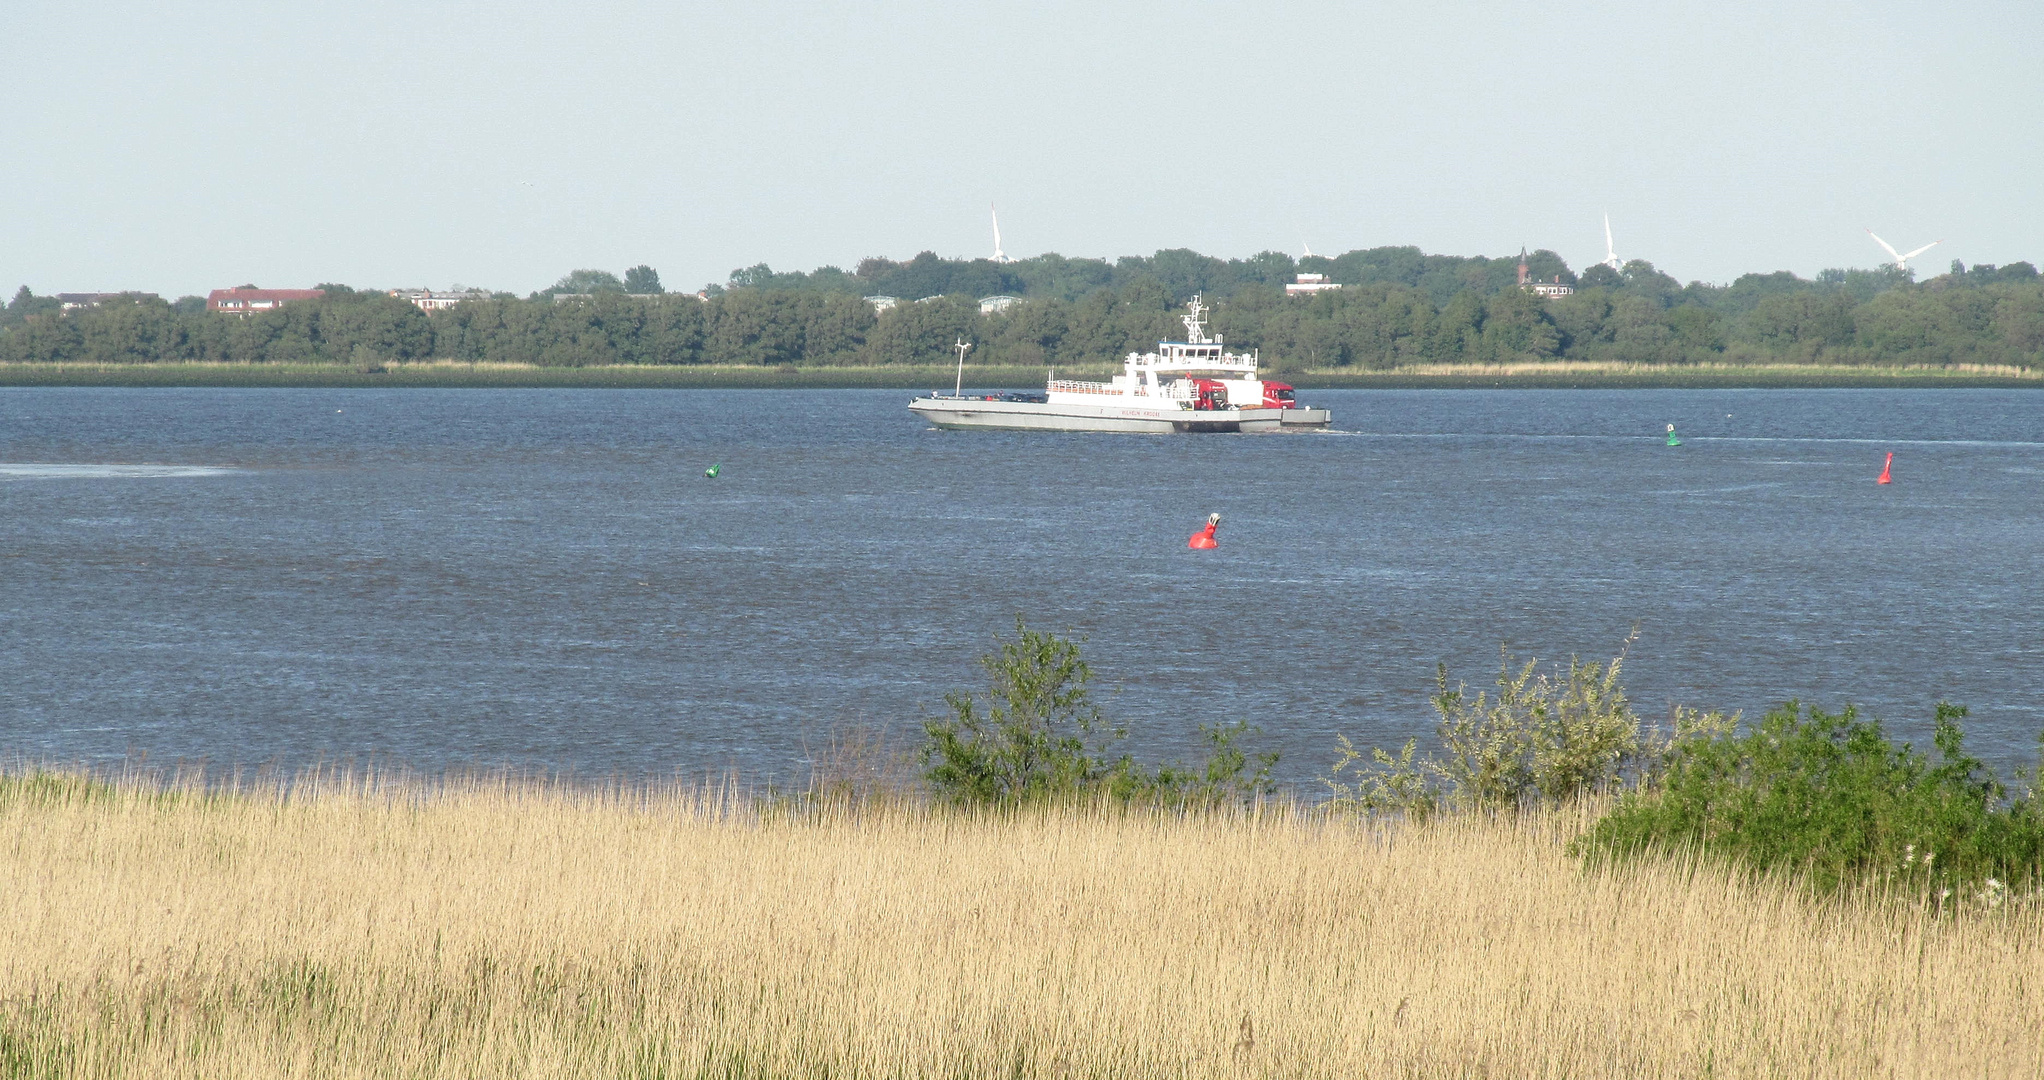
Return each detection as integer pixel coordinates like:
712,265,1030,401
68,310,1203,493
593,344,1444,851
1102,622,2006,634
1047,380,1117,395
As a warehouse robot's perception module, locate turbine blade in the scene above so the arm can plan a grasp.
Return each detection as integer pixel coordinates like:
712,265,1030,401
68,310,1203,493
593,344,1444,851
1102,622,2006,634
1865,228,1904,263
1901,240,1943,261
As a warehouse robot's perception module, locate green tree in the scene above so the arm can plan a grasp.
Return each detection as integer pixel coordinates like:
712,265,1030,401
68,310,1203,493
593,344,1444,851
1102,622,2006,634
623,265,664,294
922,619,1122,805
922,619,1276,808
1576,264,1622,290
1665,304,1724,354
1737,292,1856,352
705,289,807,365
3,286,62,329
1992,286,2044,359
548,269,626,296
799,293,875,364
859,295,977,366
1479,287,1560,360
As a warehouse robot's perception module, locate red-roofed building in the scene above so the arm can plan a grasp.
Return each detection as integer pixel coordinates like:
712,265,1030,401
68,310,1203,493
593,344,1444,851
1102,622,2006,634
207,288,325,315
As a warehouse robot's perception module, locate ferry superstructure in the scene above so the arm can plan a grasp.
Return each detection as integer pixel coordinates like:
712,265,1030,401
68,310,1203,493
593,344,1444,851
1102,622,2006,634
908,298,1331,433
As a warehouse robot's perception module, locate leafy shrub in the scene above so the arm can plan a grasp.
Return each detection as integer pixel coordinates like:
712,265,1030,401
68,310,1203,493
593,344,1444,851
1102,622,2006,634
921,619,1274,807
1325,647,1704,817
1572,702,2044,895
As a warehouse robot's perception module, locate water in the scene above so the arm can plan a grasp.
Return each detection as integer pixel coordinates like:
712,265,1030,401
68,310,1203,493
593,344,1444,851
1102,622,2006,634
3,386,2041,787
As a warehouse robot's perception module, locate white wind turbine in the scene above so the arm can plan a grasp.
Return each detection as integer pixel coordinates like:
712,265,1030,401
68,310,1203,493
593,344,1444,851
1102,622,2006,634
1601,213,1622,271
1865,228,1942,274
990,203,1008,264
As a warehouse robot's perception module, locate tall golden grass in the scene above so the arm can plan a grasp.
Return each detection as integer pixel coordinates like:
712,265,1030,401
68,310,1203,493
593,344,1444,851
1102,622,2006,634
1,771,2037,1078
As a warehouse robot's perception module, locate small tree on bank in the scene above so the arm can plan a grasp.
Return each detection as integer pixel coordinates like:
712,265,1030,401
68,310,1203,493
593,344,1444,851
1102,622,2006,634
921,619,1275,808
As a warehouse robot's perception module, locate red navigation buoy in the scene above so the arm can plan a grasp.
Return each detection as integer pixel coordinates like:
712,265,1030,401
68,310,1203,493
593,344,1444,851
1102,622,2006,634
1876,452,1893,485
1188,512,1221,550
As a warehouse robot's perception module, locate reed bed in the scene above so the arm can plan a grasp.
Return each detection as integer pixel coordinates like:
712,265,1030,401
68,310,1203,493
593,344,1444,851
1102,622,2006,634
1,771,2037,1078
1301,360,2042,388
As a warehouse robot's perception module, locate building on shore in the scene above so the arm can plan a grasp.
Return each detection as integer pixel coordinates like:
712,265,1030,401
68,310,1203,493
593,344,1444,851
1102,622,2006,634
1285,273,1341,296
978,294,1020,315
56,292,158,310
1516,251,1574,298
207,288,325,315
550,293,671,303
389,288,490,312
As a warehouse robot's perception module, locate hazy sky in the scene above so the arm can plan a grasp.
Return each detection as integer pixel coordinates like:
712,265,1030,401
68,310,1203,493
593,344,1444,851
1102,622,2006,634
4,1,2038,298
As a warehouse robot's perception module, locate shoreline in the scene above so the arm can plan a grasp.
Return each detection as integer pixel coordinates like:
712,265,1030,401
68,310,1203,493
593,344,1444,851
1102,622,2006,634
0,360,2038,390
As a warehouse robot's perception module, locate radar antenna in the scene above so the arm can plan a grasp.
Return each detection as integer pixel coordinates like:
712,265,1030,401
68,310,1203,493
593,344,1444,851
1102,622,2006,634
1182,296,1212,345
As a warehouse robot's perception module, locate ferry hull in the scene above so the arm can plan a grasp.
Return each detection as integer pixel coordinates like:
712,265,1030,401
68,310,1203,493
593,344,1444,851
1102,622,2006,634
909,398,1327,433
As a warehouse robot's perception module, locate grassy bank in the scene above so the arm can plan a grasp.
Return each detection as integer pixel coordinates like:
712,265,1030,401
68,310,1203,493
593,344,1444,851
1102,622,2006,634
1,772,2036,1078
0,361,1080,390
1,359,2038,390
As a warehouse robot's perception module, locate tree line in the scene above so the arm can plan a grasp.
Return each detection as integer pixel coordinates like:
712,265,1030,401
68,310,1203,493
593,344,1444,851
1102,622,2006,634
5,249,2040,368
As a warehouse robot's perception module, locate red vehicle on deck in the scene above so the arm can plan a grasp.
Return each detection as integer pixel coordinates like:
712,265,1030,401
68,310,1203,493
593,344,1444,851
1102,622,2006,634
1260,382,1298,409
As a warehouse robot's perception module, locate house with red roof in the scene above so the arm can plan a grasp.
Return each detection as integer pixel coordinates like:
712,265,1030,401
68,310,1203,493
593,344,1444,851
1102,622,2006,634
207,287,325,315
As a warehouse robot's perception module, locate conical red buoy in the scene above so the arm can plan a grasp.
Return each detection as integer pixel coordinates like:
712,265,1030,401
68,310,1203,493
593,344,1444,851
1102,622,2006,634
1188,512,1221,549
1876,452,1893,485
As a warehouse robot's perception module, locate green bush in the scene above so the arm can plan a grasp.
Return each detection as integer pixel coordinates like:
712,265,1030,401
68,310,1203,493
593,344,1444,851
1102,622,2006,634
921,619,1275,808
1572,702,2044,896
1324,647,1699,818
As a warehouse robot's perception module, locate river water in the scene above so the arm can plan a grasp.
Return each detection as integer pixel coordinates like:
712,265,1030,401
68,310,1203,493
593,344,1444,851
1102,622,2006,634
3,386,2040,787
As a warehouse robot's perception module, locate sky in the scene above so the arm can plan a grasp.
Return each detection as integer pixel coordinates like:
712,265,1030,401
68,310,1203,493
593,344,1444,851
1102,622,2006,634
3,1,2039,299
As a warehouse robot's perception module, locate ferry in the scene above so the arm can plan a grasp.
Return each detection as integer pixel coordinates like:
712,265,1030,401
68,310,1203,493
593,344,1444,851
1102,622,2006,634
908,298,1331,433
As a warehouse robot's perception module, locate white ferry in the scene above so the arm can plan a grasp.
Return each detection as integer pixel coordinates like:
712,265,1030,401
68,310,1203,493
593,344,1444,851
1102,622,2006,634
908,298,1331,433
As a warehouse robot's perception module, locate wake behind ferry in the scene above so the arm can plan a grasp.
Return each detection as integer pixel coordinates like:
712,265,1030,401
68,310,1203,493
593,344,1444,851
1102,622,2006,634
909,298,1331,433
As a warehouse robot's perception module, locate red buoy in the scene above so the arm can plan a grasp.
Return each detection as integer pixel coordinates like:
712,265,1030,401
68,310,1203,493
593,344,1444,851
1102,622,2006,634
1188,512,1221,549
1877,452,1893,485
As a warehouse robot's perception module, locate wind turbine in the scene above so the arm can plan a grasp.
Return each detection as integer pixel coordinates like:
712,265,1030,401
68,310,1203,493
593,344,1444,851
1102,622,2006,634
1302,241,1317,259
1865,228,1942,274
1601,213,1622,271
990,203,1008,264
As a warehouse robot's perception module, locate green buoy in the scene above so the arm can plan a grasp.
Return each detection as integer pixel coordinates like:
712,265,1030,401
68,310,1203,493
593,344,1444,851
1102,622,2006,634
1665,424,1681,447
704,463,721,478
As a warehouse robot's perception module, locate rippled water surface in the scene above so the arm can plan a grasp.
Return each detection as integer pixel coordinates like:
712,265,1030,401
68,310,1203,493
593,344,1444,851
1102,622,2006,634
3,386,2041,785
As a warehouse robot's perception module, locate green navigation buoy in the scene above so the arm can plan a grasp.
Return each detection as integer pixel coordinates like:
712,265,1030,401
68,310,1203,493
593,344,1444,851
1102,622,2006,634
704,463,721,478
1665,424,1681,447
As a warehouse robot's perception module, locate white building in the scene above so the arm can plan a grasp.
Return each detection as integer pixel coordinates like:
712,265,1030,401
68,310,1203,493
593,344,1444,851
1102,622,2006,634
1515,252,1574,298
56,292,157,310
390,288,490,312
1285,273,1342,296
978,294,1020,315
863,295,899,313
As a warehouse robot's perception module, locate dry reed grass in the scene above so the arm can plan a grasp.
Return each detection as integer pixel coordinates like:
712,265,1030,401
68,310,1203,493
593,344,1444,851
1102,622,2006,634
1,771,2038,1078
1305,360,2043,380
